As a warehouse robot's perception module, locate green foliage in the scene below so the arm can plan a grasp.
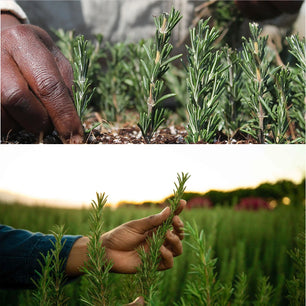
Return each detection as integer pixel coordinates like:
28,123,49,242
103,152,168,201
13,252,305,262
96,42,134,122
137,7,182,143
185,18,226,143
221,47,246,139
81,193,113,306
286,232,305,305
254,276,274,305
232,273,248,305
54,30,103,128
1,180,304,305
240,23,276,143
71,35,96,123
32,225,68,306
136,173,190,304
181,221,233,305
287,35,306,143
50,10,306,144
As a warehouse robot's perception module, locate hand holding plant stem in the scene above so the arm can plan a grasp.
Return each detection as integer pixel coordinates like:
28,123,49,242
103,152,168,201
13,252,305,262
138,7,182,143
65,187,186,305
136,172,190,304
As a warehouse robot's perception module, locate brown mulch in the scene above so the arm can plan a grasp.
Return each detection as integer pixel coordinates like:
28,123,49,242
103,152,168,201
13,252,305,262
1,124,256,144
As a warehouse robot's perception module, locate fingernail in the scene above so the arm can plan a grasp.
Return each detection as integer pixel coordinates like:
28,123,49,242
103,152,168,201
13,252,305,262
69,134,84,144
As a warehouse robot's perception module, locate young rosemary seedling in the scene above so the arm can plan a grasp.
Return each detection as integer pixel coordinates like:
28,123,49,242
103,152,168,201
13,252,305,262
136,172,190,304
185,18,226,143
181,221,232,306
221,47,246,140
287,35,306,143
255,276,274,305
81,192,113,306
137,7,182,143
32,225,68,306
72,35,96,123
239,23,277,144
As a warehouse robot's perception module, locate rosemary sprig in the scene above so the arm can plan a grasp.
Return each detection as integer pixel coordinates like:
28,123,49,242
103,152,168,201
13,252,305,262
136,172,190,304
81,192,113,306
32,225,68,306
185,18,226,143
137,7,182,143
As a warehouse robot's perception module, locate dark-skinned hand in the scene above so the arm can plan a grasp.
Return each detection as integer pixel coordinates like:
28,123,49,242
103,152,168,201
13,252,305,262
1,13,84,143
65,200,186,276
234,0,304,21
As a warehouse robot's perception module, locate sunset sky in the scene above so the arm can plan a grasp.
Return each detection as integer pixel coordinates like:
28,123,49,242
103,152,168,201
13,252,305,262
0,145,304,207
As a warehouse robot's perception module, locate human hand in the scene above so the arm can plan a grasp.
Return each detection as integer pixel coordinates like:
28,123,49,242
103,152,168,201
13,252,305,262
101,199,186,274
1,13,84,143
234,0,303,21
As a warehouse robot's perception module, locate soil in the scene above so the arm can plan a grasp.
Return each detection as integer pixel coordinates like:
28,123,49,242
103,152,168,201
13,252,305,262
1,123,257,144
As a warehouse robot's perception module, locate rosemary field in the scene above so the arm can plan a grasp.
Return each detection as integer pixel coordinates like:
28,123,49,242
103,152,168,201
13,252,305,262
0,193,304,305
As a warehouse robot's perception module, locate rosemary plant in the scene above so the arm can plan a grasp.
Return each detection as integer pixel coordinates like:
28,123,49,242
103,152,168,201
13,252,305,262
32,225,68,306
286,232,305,305
81,192,113,306
232,273,248,306
185,18,226,143
221,47,246,139
136,172,190,304
239,23,276,144
72,35,95,123
137,7,182,143
287,35,306,143
32,252,53,306
254,276,274,305
181,221,233,306
97,42,132,122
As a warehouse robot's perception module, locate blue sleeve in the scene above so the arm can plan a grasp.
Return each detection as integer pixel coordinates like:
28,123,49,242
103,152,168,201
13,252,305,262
0,225,82,289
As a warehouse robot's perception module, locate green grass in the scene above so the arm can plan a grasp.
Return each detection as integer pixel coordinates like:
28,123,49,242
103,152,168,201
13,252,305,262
0,201,304,305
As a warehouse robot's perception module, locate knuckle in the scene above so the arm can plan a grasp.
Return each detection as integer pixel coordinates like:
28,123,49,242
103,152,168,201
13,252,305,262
2,24,31,43
2,87,27,110
36,73,67,100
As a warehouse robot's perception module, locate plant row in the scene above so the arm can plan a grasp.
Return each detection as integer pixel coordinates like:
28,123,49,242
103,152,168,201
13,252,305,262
55,8,305,144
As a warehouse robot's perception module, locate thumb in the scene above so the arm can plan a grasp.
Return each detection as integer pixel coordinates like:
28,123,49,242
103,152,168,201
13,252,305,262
132,207,171,234
126,296,145,305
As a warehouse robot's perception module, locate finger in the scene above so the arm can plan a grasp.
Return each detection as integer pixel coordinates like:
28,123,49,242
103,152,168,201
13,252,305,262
174,199,186,216
172,215,184,240
158,245,173,271
4,25,83,143
52,48,74,97
129,207,171,234
126,296,145,306
164,230,183,257
1,105,20,136
1,53,52,134
33,26,74,94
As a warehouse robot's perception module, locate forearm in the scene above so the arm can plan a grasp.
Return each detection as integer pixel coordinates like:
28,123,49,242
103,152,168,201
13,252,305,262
0,225,82,289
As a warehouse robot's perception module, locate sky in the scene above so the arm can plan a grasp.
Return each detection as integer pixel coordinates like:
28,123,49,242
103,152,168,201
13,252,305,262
0,145,304,208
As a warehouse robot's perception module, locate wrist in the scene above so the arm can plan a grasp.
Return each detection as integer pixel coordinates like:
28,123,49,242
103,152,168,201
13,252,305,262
1,12,21,30
65,236,90,277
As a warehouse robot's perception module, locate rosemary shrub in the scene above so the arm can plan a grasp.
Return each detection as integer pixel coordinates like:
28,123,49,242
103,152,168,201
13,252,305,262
55,30,102,128
286,232,305,305
287,35,306,143
137,7,182,143
81,192,113,306
255,276,274,305
222,47,246,140
32,225,68,306
71,35,95,123
185,18,226,143
181,221,232,305
136,172,190,304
